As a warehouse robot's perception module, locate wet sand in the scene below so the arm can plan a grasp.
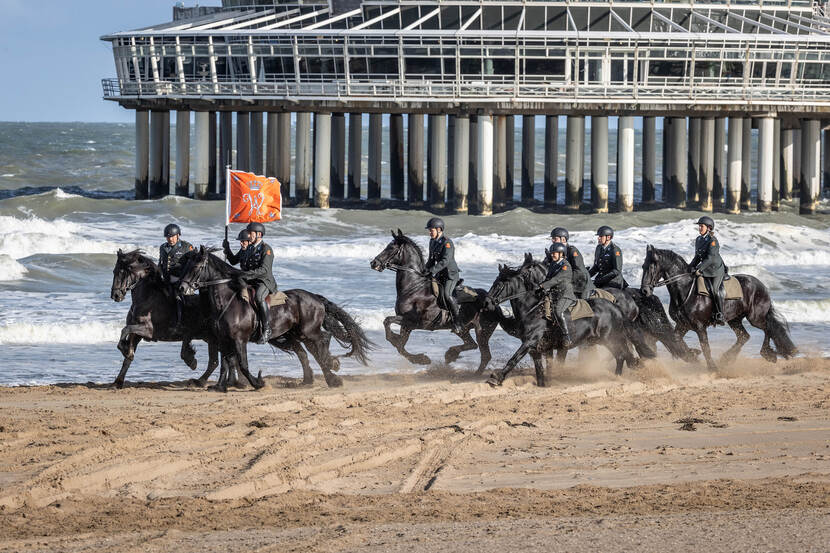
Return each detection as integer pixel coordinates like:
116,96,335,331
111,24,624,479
1,356,829,552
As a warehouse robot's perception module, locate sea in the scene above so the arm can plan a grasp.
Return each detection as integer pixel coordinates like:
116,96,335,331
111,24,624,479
1,120,829,386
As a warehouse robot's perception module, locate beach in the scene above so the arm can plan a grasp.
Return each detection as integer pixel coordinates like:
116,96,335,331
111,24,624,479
2,356,829,552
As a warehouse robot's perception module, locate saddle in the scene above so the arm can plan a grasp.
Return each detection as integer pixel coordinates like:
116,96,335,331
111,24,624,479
238,285,288,307
592,288,617,303
696,276,742,300
544,298,594,321
430,279,479,304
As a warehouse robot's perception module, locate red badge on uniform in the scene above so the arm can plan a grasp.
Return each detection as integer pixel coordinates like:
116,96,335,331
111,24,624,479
573,252,578,257
446,243,451,248
615,251,620,256
711,241,716,246
267,250,272,255
563,265,568,270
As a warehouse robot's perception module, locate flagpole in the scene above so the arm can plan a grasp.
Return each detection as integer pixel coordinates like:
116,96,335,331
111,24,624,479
225,165,231,241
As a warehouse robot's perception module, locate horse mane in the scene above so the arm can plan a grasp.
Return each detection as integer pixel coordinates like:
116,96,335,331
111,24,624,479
120,249,161,280
205,249,243,278
394,233,425,266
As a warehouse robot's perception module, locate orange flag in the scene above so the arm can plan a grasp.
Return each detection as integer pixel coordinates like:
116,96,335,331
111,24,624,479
226,170,282,223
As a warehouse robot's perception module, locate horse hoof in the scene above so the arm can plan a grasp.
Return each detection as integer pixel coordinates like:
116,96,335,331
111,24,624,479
325,374,343,388
185,359,198,371
411,354,431,365
188,378,206,387
111,380,124,390
485,373,503,387
302,378,314,386
760,348,778,363
330,358,341,373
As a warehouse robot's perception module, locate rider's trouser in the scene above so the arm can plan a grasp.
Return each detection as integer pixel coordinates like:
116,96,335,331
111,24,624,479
706,274,725,320
438,277,461,323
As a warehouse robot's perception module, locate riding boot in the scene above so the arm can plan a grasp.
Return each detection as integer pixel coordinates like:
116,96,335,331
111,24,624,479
447,295,463,334
556,312,572,348
257,300,272,344
714,287,726,326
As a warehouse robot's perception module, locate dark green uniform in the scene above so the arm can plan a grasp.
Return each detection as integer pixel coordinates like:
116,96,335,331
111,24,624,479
589,242,625,289
540,258,578,335
567,244,594,299
426,235,461,324
224,239,277,342
159,239,194,282
690,232,726,319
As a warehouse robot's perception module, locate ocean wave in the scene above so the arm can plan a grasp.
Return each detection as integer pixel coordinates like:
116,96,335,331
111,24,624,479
0,215,140,259
0,320,122,345
775,299,830,323
0,255,27,281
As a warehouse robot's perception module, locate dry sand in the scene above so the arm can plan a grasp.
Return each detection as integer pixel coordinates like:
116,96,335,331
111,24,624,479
1,355,829,552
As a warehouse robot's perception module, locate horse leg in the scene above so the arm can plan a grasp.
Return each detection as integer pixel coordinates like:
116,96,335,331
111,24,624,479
529,350,548,387
180,340,198,371
486,338,538,387
305,335,343,388
721,318,751,364
235,340,265,389
113,334,141,388
444,327,477,365
694,327,718,371
290,339,314,385
190,341,220,387
212,353,232,393
474,319,498,375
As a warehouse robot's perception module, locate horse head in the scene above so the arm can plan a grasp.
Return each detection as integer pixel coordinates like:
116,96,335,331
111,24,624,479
177,245,210,295
518,255,547,288
487,262,524,307
640,245,688,296
111,249,151,302
370,228,424,272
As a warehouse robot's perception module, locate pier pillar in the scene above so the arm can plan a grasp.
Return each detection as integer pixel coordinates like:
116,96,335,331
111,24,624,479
793,129,802,198
447,115,456,205
149,110,169,198
668,117,687,208
617,116,635,212
408,114,424,206
699,118,715,212
135,110,149,199
468,116,479,213
162,112,170,195
757,117,775,212
236,112,250,172
330,113,346,200
591,116,609,213
824,128,830,197
642,116,656,204
780,128,794,201
368,113,382,204
250,112,263,175
565,115,585,211
713,118,726,209
193,111,210,199
773,119,781,210
266,113,278,182
477,115,494,215
208,112,217,194
277,113,291,199
427,114,447,209
174,110,190,197
544,115,558,208
726,117,743,214
688,117,701,205
219,112,232,194
800,119,821,214
295,112,312,205
314,113,331,208
505,115,515,203
662,118,670,203
348,113,362,200
521,115,535,205
493,115,507,209
453,115,470,213
389,113,404,201
741,118,752,210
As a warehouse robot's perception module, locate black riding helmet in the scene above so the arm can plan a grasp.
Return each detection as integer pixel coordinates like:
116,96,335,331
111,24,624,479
164,223,181,238
550,227,569,240
696,216,715,230
425,217,445,230
246,222,266,236
237,229,252,241
596,225,614,237
549,242,568,255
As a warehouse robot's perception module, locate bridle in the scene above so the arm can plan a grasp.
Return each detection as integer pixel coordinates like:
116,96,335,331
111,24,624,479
178,257,232,290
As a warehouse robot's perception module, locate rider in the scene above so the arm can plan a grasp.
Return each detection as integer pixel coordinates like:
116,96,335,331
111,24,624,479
588,225,625,289
424,217,463,333
159,223,194,329
538,241,577,348
549,227,594,299
222,222,277,343
689,216,727,325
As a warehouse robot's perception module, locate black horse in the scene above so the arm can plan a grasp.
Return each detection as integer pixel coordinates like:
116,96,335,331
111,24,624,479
178,246,373,391
110,249,219,388
370,229,518,373
640,245,797,370
485,253,638,386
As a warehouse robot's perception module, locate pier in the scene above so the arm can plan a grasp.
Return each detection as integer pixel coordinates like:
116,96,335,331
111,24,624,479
103,0,830,214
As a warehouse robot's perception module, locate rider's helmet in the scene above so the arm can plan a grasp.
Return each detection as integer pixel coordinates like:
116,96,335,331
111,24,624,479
596,225,614,238
549,242,568,256
246,222,266,236
237,229,252,241
164,223,181,237
425,217,445,230
550,227,569,240
696,216,715,230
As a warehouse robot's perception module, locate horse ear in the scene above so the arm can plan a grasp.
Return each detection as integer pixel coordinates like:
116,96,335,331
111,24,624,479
199,245,205,254
117,248,123,257
647,244,653,252
396,228,403,237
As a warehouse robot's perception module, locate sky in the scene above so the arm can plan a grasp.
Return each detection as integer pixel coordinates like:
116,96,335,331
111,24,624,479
0,0,220,122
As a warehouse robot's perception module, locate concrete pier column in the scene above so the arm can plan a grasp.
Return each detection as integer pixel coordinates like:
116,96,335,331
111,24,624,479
149,110,169,198
591,116,609,213
493,115,507,209
780,128,794,201
135,110,149,199
389,114,404,200
687,117,701,205
193,111,210,199
793,130,802,198
447,115,456,204
250,112,263,175
208,112,217,194
741,118,752,210
521,115,536,204
662,118,670,203
713,118,726,209
407,114,424,206
617,116,635,212
161,111,170,195
219,112,232,194
468,116,479,213
295,112,312,205
236,112,250,172
505,115,515,202
368,113,382,204
565,115,585,211
347,113,362,200
330,113,346,200
757,117,774,212
314,113,331,208
266,113,279,180
544,115,558,208
800,119,821,214
174,110,190,196
726,117,743,214
453,115,470,213
427,114,447,209
773,119,781,210
277,113,291,198
668,117,687,208
642,116,656,204
699,118,715,211
477,115,494,215
824,127,830,197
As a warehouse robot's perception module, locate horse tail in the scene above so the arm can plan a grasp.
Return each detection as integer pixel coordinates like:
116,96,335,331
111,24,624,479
318,297,375,365
766,305,798,358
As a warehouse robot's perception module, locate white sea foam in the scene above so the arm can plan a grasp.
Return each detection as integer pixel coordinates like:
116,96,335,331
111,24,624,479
1,173,15,177
0,320,122,345
0,215,140,258
0,255,27,281
775,299,830,323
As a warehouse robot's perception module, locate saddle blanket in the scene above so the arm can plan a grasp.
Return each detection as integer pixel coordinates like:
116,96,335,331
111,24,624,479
240,288,288,307
431,280,478,303
592,288,617,303
544,298,594,321
696,276,742,300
